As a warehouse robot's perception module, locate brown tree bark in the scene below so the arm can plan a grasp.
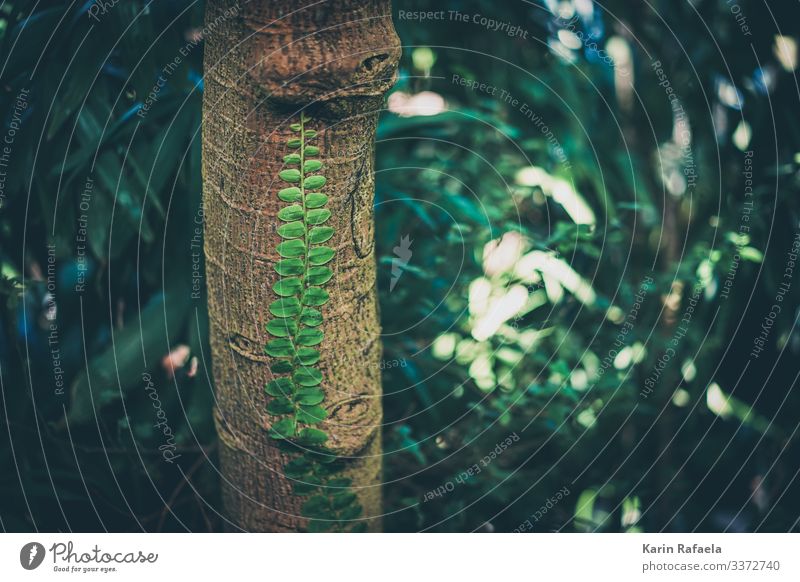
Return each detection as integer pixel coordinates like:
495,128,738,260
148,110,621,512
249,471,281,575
201,0,400,532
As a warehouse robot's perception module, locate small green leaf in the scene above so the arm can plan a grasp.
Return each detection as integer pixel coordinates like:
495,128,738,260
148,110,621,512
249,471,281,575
266,317,297,337
279,169,301,182
315,461,346,476
294,367,323,386
295,388,325,405
304,130,317,139
299,308,323,327
267,396,295,415
265,377,295,397
284,457,312,478
302,287,330,306
278,205,304,221
290,123,302,132
277,221,305,239
293,477,322,496
265,339,295,358
278,187,302,202
303,160,323,173
304,146,319,156
287,138,301,149
340,504,364,521
296,404,328,424
309,226,334,244
269,297,300,317
302,495,330,515
305,193,328,209
327,477,353,488
277,239,306,258
307,449,339,464
306,266,333,286
307,208,331,225
283,153,301,164
270,360,294,374
273,277,303,297
306,519,333,532
269,417,297,439
297,327,324,346
305,175,326,190
298,427,329,445
275,258,304,276
295,347,320,365
331,492,357,510
308,246,335,265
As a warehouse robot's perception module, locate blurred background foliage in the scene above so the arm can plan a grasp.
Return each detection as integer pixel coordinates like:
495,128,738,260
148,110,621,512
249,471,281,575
1,0,799,532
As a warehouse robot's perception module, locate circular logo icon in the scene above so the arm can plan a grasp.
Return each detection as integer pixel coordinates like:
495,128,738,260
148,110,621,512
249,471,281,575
19,542,46,570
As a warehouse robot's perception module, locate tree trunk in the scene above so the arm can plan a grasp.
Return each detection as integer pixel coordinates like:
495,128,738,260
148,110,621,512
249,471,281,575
201,0,400,532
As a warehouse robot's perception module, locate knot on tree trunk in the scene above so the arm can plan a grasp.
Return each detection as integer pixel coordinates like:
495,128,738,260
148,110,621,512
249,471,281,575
242,0,401,107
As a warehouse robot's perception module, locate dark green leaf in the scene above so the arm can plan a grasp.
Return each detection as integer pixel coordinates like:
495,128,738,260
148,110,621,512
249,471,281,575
273,277,303,297
305,175,326,190
309,226,334,243
305,193,328,209
295,348,321,366
304,146,319,156
279,169,301,182
299,308,323,327
265,377,295,397
283,153,301,164
307,208,331,225
293,480,322,496
278,205,304,221
275,259,305,277
315,462,347,476
290,123,302,132
297,327,324,346
306,519,333,532
269,417,297,439
296,405,328,424
284,457,312,478
308,246,335,265
302,287,330,306
270,360,294,374
294,367,323,386
304,130,318,139
331,492,357,510
265,339,296,358
66,290,188,424
266,317,297,337
298,427,329,445
339,503,364,525
295,388,325,405
304,160,323,173
267,396,295,415
307,450,339,464
306,266,333,286
302,495,331,517
277,221,305,239
277,239,306,258
269,297,301,317
287,138,301,148
278,187,302,202
338,504,363,521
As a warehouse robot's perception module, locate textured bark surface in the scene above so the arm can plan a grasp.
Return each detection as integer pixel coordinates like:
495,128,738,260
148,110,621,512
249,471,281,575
202,0,400,532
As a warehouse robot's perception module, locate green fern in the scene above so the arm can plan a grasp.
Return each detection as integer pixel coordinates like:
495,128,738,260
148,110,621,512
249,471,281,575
264,113,365,533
